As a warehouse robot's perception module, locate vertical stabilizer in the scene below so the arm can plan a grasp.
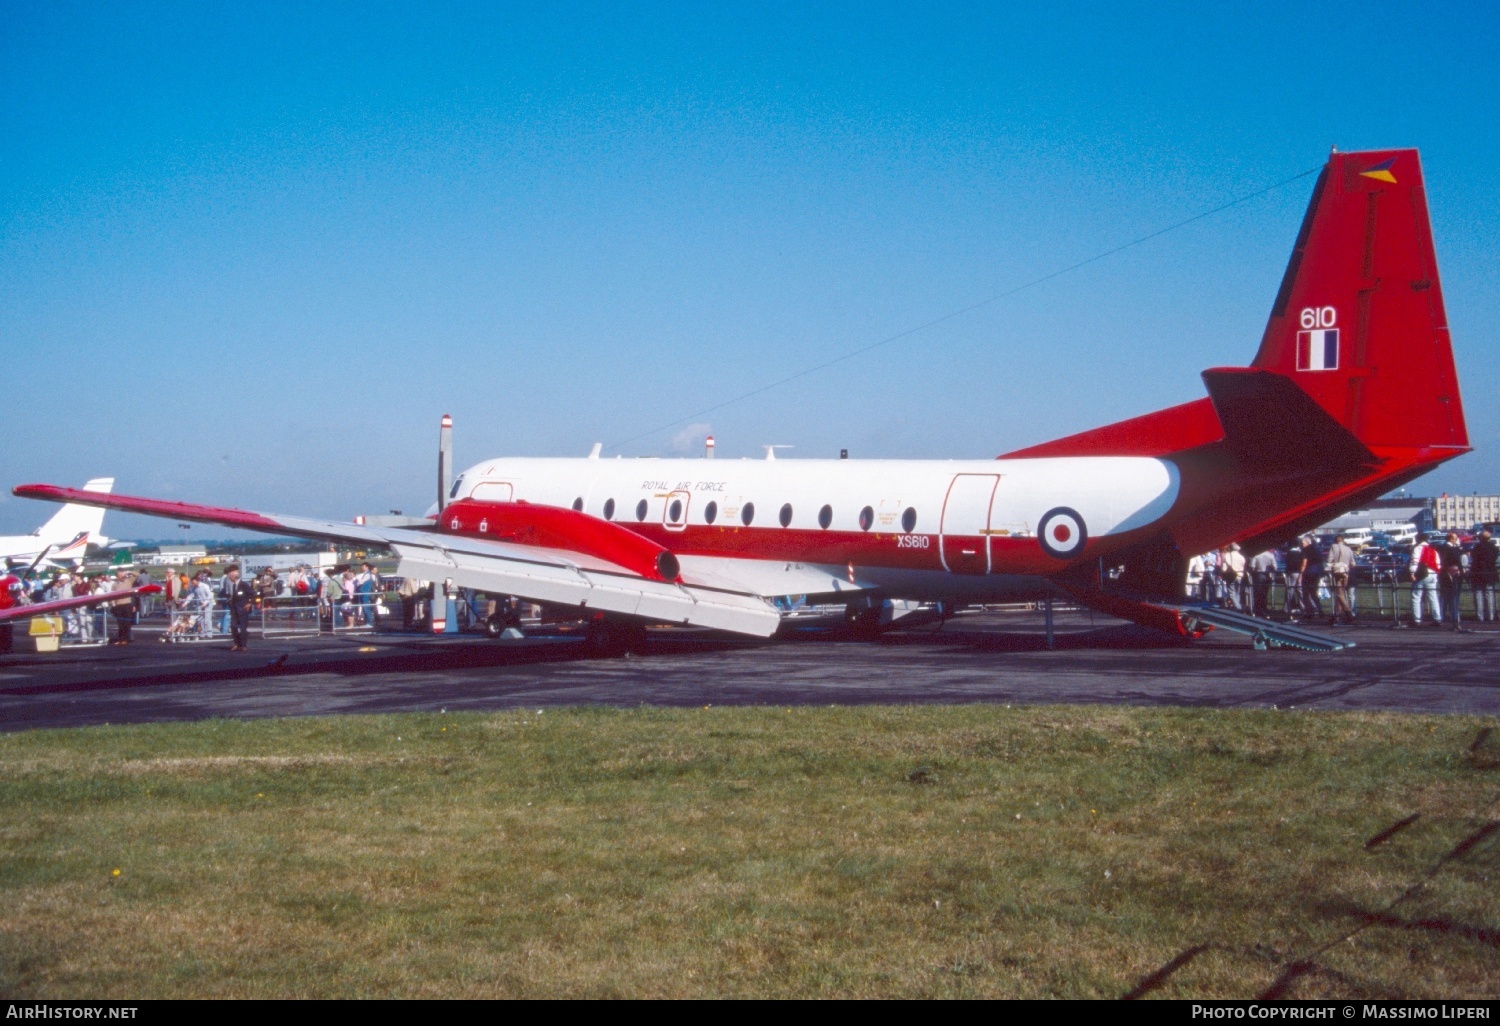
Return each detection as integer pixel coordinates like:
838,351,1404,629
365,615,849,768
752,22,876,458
37,477,114,546
1251,149,1467,451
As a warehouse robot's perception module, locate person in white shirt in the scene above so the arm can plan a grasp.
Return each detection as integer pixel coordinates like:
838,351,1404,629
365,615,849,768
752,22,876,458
193,572,217,636
1220,544,1247,610
1185,554,1205,599
1248,549,1278,618
1325,534,1359,625
1404,534,1442,627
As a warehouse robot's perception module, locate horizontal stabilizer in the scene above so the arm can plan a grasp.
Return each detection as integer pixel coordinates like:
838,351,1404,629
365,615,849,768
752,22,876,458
1200,367,1375,474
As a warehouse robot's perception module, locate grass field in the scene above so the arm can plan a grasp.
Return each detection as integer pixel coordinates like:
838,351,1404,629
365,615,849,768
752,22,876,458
2,706,1496,999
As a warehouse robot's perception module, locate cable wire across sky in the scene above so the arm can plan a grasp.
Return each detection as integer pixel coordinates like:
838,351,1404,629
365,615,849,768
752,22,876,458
607,164,1321,453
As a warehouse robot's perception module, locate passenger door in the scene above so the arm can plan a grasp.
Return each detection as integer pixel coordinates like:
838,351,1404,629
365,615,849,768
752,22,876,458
940,474,999,574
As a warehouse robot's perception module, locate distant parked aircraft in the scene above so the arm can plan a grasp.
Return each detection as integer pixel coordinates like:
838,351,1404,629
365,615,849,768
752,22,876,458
0,478,114,568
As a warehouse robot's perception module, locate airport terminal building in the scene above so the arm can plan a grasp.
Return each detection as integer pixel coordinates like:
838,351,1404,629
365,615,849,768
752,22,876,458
1433,494,1500,532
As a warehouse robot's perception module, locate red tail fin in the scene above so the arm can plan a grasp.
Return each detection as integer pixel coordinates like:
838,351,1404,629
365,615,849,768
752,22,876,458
1250,149,1467,451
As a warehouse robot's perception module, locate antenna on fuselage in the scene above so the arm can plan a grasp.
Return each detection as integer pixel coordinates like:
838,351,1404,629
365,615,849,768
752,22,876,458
763,445,793,461
438,414,453,511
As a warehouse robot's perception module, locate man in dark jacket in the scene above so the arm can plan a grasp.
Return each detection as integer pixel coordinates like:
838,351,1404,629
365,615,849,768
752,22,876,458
1283,542,1307,620
223,565,258,652
1470,529,1497,623
1435,532,1468,631
1300,537,1325,619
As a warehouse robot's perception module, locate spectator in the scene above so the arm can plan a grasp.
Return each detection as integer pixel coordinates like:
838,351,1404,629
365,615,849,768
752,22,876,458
354,562,380,626
109,572,139,645
340,570,357,626
255,568,279,605
1248,548,1277,618
1202,549,1222,604
398,575,423,630
1404,533,1442,627
1300,537,1325,620
1436,531,1467,632
1471,529,1498,624
0,574,22,654
133,570,150,616
288,567,310,605
192,571,216,637
1326,533,1358,625
222,565,257,652
1220,544,1246,610
317,570,338,621
1185,554,1205,600
215,572,234,634
1282,542,1306,620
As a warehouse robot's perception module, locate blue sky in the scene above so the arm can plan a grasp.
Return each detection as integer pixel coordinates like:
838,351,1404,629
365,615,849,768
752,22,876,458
2,1,1496,538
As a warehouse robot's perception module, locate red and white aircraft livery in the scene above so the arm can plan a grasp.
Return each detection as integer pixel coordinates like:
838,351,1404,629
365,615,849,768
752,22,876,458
13,149,1469,638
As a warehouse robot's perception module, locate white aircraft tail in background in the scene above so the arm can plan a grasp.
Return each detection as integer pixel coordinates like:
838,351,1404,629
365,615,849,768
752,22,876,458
0,477,114,567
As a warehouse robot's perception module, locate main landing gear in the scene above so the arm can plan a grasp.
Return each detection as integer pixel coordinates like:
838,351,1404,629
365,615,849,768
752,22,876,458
584,616,650,657
842,596,953,639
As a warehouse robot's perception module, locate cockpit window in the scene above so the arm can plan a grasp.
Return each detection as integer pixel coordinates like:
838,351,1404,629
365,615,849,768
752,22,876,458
449,476,465,499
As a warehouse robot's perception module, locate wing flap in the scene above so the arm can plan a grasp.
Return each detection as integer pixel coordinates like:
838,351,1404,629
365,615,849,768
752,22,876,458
393,545,780,636
675,554,877,599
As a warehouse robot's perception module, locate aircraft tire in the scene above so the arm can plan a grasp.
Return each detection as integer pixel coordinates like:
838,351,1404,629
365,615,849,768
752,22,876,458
585,620,649,657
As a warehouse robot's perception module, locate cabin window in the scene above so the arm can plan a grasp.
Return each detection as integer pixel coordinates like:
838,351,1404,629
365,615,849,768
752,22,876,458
818,504,833,530
902,507,918,533
704,501,718,524
636,499,648,522
741,502,756,526
603,498,615,520
668,499,683,522
571,497,583,512
779,503,793,528
859,506,874,531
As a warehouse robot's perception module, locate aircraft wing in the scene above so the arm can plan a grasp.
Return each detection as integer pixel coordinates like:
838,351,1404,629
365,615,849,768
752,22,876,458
12,484,783,637
0,584,163,626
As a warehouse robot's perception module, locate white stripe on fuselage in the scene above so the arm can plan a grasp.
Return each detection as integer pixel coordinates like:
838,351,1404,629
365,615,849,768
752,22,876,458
444,455,1178,600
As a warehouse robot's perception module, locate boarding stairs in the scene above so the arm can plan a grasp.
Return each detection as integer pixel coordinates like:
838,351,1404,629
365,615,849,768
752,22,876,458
1175,604,1354,652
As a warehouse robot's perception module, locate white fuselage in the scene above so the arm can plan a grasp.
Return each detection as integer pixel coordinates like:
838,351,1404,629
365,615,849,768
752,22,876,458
442,455,1180,603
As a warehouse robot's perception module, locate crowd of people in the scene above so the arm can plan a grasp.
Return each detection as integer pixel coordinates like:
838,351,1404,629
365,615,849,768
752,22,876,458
1,560,401,652
3,567,148,645
156,562,391,647
1185,529,1499,630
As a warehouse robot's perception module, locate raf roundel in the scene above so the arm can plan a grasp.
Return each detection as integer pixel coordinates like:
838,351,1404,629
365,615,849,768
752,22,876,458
1037,507,1087,559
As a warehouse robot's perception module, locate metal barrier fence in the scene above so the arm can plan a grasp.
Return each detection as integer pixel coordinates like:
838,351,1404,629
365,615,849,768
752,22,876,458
36,608,111,648
260,597,323,637
163,599,223,642
151,591,395,641
1188,569,1493,622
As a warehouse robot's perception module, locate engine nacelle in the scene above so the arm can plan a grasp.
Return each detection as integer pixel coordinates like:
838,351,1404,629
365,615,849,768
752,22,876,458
439,499,680,582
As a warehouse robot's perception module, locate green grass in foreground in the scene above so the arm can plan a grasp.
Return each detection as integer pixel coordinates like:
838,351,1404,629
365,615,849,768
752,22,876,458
1,706,1497,999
